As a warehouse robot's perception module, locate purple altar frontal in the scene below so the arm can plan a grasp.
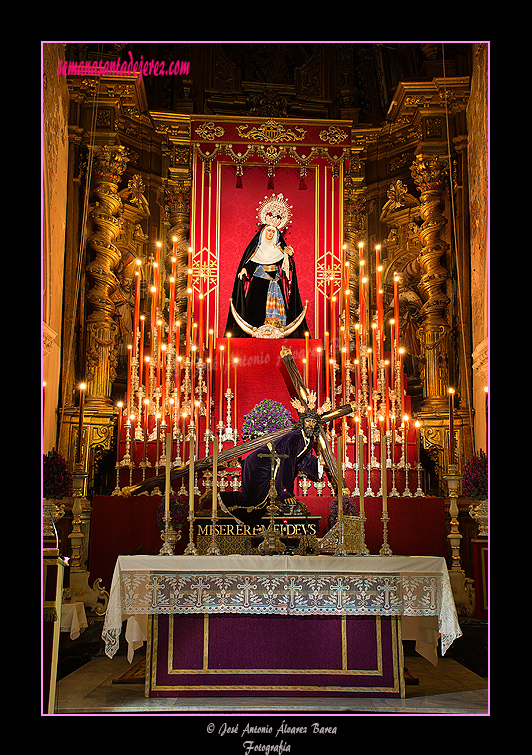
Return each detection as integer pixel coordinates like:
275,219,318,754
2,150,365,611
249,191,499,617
146,612,405,698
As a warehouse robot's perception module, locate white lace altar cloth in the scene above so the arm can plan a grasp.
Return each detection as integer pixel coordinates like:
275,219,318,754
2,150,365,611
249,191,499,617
102,555,461,665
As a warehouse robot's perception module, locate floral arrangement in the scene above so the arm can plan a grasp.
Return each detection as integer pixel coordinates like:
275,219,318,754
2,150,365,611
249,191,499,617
462,449,488,500
43,448,73,499
156,492,187,531
241,399,293,440
328,493,358,527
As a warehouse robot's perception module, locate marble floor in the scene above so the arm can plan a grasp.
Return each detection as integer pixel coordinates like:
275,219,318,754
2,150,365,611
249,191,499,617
52,652,489,717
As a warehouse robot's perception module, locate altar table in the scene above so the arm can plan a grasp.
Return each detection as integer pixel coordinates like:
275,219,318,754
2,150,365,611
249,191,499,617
102,554,461,698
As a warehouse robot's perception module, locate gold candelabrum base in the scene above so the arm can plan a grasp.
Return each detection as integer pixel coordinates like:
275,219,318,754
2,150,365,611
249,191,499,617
444,463,475,617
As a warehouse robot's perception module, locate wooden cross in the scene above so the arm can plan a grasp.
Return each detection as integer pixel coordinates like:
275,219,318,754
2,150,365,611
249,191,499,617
258,442,289,502
279,346,353,495
122,347,356,498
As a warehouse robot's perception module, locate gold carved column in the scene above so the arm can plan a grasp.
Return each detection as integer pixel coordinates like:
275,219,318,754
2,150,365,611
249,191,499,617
410,153,450,415
85,144,130,408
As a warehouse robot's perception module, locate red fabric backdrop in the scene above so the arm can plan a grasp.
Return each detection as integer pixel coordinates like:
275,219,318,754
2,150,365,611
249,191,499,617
88,493,447,592
217,165,318,338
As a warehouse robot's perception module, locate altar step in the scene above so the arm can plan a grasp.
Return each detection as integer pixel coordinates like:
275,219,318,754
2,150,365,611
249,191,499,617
53,650,487,715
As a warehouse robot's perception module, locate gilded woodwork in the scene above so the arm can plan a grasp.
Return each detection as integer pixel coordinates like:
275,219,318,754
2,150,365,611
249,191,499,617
85,144,130,408
410,153,451,414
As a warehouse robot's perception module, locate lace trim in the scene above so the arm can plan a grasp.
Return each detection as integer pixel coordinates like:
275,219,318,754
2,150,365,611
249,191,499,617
103,570,461,658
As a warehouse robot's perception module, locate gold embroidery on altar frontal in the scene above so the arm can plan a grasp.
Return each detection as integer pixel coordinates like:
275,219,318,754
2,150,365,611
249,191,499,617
145,614,405,697
162,613,388,677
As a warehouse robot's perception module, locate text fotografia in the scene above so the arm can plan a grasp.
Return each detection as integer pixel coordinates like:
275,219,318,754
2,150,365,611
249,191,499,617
57,53,190,82
207,720,339,754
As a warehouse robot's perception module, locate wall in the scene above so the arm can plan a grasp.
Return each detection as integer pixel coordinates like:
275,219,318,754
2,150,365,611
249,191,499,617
467,43,489,453
42,44,70,453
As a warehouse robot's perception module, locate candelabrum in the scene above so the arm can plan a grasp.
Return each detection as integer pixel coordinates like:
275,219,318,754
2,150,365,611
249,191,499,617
379,510,393,556
414,461,424,497
159,513,180,555
334,491,348,557
444,463,463,571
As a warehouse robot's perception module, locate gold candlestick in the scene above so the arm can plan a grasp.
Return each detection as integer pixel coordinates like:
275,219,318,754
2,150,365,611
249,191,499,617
184,430,198,555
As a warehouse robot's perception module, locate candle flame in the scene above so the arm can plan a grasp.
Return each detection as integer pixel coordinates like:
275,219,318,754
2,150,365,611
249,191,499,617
415,420,421,428
79,383,86,390
448,387,455,395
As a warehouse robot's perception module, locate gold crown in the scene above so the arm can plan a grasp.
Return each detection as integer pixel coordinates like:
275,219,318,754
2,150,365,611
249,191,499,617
256,193,293,231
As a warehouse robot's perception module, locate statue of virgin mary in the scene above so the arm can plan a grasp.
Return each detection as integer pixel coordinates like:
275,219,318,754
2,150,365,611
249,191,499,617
224,195,309,338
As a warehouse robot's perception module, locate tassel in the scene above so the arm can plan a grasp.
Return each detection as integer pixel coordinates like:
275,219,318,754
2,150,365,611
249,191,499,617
299,178,307,190
267,176,274,190
236,176,242,189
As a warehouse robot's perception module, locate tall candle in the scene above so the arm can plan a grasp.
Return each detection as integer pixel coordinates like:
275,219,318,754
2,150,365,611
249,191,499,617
324,332,330,398
175,356,182,421
317,347,322,405
198,292,204,359
206,357,211,430
331,296,337,366
399,347,405,416
139,316,145,390
372,324,378,393
226,333,231,392
168,258,176,348
304,332,309,386
156,320,162,388
337,434,343,519
144,356,150,402
165,430,171,523
358,242,365,344
393,273,400,346
150,283,157,353
212,436,218,517
185,275,193,357
389,319,395,390
361,275,367,346
161,344,167,416
344,288,351,361
415,420,421,467
233,357,239,432
126,344,132,418
208,329,214,367
133,262,141,359
188,432,195,518
380,415,387,512
218,345,225,422
384,360,390,430
376,245,384,336
448,388,455,465
76,383,86,464
358,419,364,520
116,401,123,465
341,346,346,405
